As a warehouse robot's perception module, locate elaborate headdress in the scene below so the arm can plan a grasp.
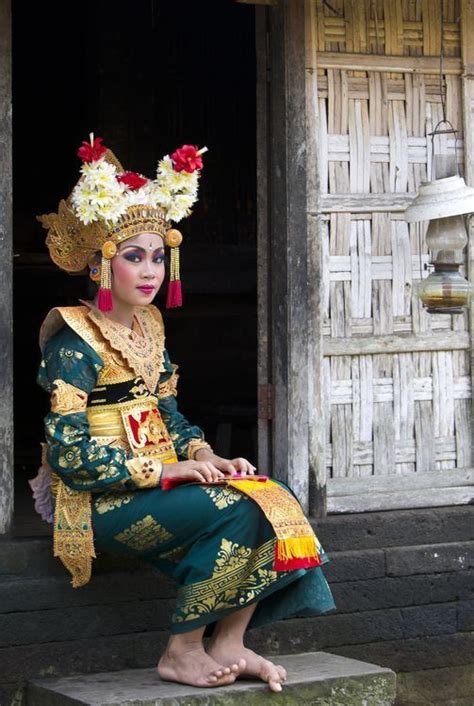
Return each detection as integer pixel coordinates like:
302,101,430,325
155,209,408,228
37,134,207,310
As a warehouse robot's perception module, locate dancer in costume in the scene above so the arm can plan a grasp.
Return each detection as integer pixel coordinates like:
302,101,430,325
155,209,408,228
32,135,336,692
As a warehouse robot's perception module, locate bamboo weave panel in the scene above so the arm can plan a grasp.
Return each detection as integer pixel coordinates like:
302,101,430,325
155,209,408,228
315,0,460,57
314,0,472,484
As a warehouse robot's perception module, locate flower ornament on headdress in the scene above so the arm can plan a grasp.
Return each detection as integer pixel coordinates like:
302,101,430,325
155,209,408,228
37,133,207,311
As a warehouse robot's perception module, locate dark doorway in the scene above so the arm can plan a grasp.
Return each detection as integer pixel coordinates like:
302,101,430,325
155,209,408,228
12,1,257,534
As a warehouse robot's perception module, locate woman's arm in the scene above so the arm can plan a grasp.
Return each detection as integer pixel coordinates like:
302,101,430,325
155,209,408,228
38,327,162,491
157,349,256,476
157,349,212,461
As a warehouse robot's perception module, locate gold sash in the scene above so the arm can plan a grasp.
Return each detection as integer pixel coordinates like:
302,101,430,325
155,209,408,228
226,478,323,570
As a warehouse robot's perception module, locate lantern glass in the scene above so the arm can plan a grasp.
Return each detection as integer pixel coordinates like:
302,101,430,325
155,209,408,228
418,264,473,314
425,215,468,264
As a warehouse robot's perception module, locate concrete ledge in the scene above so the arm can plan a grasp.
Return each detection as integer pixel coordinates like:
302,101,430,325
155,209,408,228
28,651,396,706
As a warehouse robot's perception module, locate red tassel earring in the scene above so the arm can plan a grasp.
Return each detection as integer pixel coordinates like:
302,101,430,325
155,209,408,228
165,229,183,309
97,241,117,312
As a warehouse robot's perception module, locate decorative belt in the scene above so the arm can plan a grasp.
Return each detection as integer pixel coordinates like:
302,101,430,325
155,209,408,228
87,397,177,462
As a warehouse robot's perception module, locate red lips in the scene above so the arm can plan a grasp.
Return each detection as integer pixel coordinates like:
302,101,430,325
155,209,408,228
137,286,155,293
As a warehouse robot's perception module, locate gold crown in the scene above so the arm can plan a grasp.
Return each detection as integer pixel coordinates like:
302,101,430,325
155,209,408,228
38,201,170,273
37,149,171,273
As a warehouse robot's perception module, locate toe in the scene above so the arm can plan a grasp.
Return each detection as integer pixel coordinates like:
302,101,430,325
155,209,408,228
269,679,283,692
261,661,284,692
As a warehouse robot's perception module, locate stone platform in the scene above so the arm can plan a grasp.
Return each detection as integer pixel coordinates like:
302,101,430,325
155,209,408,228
27,651,396,705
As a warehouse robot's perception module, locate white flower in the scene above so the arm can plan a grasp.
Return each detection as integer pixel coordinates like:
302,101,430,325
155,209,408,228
71,152,202,227
97,200,127,223
75,201,99,225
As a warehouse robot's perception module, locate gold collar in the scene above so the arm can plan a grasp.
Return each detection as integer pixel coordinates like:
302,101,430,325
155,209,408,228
80,300,165,394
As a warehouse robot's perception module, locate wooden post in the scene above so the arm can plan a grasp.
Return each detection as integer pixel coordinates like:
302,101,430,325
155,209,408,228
0,0,13,534
256,5,272,473
460,0,474,464
305,0,327,517
269,0,311,511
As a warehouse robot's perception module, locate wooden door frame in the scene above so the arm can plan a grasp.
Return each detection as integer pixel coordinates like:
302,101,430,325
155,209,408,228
256,0,326,517
0,0,13,534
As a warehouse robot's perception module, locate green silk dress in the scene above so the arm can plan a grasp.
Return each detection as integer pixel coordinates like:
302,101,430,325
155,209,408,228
37,301,336,633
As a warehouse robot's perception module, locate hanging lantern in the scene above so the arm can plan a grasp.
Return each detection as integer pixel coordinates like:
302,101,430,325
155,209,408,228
405,176,474,314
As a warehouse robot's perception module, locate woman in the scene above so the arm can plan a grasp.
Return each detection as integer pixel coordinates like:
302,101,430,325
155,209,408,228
34,136,336,693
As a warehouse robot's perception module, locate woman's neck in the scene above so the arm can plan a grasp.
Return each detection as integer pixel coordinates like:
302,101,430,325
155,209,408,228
93,297,136,330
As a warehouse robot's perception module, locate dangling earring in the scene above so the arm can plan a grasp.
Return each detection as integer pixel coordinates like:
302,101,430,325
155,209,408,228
165,229,183,308
97,241,117,312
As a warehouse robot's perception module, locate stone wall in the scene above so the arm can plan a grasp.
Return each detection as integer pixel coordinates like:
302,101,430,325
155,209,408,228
0,505,472,705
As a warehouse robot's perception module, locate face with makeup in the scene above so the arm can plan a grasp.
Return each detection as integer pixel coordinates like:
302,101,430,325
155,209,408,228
109,232,166,307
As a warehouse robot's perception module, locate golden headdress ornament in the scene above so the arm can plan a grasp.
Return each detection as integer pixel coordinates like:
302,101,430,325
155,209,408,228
37,133,207,310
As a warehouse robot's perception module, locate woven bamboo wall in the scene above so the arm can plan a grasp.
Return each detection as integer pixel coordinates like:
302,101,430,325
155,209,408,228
313,0,473,508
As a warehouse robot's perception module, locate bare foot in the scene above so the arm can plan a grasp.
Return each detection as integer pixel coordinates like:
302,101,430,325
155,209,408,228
158,645,245,688
208,641,287,693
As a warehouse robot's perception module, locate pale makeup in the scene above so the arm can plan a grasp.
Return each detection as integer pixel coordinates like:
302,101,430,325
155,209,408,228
94,232,165,329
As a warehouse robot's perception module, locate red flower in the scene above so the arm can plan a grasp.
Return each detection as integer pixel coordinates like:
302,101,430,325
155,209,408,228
77,136,107,163
171,144,203,173
116,171,149,190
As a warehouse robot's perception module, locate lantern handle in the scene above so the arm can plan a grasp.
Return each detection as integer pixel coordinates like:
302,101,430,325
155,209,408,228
427,119,460,181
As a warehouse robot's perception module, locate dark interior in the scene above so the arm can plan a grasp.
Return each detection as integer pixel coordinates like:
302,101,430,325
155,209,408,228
12,0,257,534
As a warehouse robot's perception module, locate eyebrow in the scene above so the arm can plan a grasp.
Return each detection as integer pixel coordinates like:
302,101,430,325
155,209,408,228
120,245,165,254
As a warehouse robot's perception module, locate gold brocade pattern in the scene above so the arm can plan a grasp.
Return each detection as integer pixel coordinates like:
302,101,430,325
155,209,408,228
53,480,96,588
99,351,136,384
158,365,179,398
125,456,163,488
174,538,277,623
40,306,109,363
213,538,252,575
84,303,165,393
159,544,188,563
39,303,166,392
227,479,321,546
51,379,88,415
121,403,177,462
114,515,173,551
94,492,135,514
201,486,244,510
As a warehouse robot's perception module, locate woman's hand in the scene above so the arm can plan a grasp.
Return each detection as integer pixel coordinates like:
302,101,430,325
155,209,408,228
194,449,257,476
161,459,226,484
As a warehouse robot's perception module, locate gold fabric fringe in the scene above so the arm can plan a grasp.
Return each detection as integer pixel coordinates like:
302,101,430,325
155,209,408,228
227,478,321,566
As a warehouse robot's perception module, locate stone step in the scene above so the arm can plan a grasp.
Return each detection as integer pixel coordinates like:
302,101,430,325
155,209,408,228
2,534,473,584
3,504,473,574
27,651,397,705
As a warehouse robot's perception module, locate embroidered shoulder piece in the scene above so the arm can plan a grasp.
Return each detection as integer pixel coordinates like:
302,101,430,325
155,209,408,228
39,303,166,395
51,379,88,415
39,306,101,354
84,303,165,394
